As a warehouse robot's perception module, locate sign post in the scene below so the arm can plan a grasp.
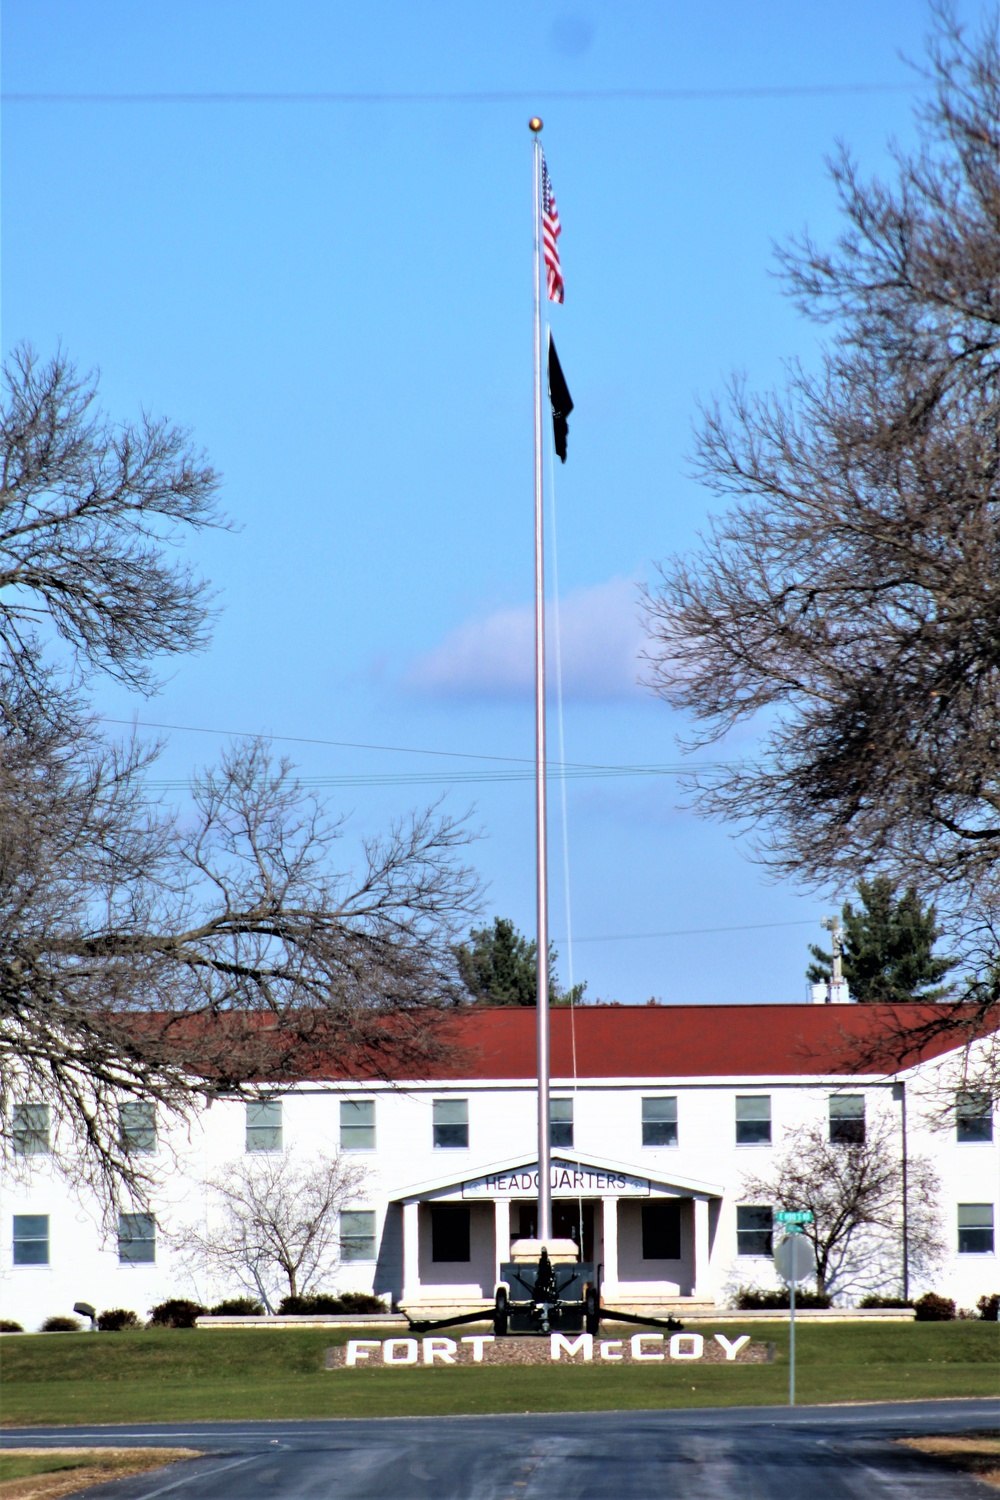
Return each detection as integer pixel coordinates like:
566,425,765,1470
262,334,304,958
773,1212,815,1407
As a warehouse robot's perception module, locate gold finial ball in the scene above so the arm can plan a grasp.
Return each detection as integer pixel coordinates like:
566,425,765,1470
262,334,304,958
528,117,543,133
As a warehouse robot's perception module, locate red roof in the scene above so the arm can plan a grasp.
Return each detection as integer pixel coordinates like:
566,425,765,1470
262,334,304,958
297,1003,986,1082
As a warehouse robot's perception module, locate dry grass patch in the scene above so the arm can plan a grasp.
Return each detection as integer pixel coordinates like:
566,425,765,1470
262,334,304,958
899,1432,1000,1490
0,1448,198,1499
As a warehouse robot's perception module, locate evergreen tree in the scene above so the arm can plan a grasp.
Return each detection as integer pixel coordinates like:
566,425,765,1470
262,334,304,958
456,917,586,1007
807,877,957,1003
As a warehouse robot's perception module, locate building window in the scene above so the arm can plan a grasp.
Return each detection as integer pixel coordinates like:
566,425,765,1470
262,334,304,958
957,1204,995,1255
340,1099,375,1151
431,1204,471,1261
120,1102,156,1154
341,1210,377,1262
12,1104,50,1156
549,1098,573,1149
737,1205,773,1256
432,1098,468,1149
642,1096,678,1147
829,1094,865,1145
735,1096,771,1146
956,1092,993,1144
641,1200,681,1259
12,1215,49,1266
118,1213,156,1264
246,1100,282,1152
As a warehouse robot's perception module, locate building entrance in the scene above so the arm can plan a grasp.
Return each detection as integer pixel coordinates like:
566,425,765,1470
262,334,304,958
514,1201,595,1261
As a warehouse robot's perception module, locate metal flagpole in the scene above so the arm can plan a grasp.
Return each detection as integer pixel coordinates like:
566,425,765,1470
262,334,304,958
529,115,551,1244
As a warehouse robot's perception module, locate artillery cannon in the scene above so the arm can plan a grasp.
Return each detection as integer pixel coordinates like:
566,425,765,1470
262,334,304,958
407,1238,685,1339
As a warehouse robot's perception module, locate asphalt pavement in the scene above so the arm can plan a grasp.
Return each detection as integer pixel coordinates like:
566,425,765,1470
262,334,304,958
3,1401,998,1498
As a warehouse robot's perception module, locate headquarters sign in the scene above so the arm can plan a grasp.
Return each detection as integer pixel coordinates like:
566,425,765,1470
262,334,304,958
461,1161,651,1199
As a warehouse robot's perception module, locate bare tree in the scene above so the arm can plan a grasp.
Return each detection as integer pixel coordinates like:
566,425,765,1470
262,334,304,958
644,10,1000,1051
0,686,479,1213
0,344,223,702
740,1116,944,1300
179,1152,368,1308
0,348,482,1211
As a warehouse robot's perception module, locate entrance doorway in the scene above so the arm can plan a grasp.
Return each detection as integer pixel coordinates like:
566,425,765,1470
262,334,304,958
515,1201,595,1261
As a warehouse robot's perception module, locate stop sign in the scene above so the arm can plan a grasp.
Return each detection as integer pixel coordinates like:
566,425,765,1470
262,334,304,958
774,1233,816,1285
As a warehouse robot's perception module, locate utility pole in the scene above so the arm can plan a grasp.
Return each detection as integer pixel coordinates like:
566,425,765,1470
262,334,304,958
821,914,845,1004
892,1081,910,1301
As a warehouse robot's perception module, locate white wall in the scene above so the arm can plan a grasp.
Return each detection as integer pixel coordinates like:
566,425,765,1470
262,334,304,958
1,1052,997,1330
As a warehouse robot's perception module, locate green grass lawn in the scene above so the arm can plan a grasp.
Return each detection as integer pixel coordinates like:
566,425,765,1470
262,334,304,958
0,1453,105,1481
1,1323,997,1425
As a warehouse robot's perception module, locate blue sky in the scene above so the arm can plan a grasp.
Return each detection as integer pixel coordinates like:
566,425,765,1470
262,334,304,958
2,2,967,1004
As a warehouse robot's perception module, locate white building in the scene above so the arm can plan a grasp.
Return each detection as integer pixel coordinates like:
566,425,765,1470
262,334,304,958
1,1004,997,1330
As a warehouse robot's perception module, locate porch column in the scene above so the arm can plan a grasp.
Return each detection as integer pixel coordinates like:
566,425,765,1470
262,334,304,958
692,1196,710,1298
402,1199,420,1301
494,1199,510,1287
601,1196,619,1295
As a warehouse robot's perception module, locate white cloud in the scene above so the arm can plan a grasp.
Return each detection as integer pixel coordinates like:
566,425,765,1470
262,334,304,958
405,576,647,701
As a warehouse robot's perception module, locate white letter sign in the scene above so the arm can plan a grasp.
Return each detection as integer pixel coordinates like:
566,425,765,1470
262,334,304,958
344,1339,380,1367
551,1332,593,1362
383,1338,419,1365
714,1334,751,1361
461,1335,495,1363
422,1337,457,1365
668,1333,704,1361
630,1333,665,1361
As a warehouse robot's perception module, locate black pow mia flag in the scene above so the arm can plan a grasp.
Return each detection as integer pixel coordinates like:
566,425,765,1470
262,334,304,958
547,332,574,463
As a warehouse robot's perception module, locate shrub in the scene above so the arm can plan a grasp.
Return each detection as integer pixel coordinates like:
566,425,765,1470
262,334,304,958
734,1287,831,1310
97,1308,140,1331
858,1296,913,1309
40,1315,82,1332
209,1297,263,1316
977,1293,999,1322
0,1319,24,1333
336,1292,386,1314
277,1292,385,1315
913,1292,956,1322
147,1298,205,1329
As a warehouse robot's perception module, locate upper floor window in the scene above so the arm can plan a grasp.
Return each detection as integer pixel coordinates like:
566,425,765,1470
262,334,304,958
829,1094,865,1145
12,1214,49,1266
341,1210,377,1262
957,1203,995,1255
956,1092,993,1144
549,1098,573,1149
433,1098,468,1149
12,1104,50,1156
736,1205,773,1256
340,1099,375,1151
118,1212,156,1264
246,1100,282,1153
735,1096,771,1146
642,1096,678,1147
120,1102,157,1155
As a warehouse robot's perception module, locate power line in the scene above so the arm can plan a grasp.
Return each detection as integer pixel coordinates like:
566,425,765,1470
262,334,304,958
2,83,916,106
99,715,737,780
100,715,552,767
563,918,818,944
143,764,714,790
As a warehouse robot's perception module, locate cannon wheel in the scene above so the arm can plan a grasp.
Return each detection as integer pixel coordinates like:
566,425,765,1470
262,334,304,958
493,1287,509,1337
585,1286,600,1337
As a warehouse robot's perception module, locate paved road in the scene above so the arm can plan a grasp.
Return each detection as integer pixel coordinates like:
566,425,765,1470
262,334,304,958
3,1402,998,1498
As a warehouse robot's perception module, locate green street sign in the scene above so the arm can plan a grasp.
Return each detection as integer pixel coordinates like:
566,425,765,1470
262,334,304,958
775,1210,814,1224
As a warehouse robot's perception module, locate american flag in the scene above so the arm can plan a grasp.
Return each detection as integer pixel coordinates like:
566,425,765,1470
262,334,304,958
541,151,564,304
